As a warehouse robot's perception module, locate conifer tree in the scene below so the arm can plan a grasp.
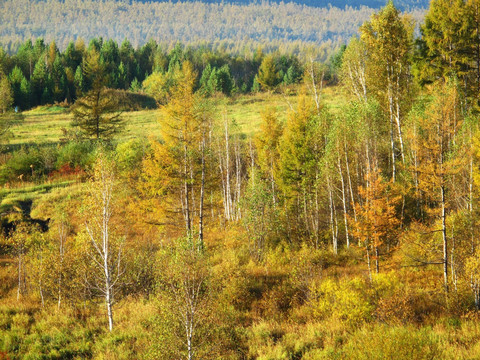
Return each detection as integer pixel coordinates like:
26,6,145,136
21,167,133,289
9,66,29,110
257,55,280,91
141,61,213,247
352,165,400,279
0,72,13,114
278,94,323,243
71,50,123,139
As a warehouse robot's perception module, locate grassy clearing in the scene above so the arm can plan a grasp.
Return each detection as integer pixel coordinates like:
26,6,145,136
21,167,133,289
9,88,346,146
0,181,75,215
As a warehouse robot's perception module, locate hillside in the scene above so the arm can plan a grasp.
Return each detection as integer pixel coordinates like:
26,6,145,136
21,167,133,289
5,1,480,359
0,0,425,56
132,0,430,11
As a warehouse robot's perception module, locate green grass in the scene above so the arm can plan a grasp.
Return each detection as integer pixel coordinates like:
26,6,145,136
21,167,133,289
224,92,293,136
0,181,74,215
10,89,348,146
2,87,348,218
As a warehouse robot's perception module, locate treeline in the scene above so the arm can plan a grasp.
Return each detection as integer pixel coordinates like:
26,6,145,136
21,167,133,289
145,0,429,11
0,37,336,111
0,0,425,56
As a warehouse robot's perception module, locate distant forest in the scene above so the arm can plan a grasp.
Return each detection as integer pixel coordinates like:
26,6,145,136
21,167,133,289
146,0,429,11
0,0,425,57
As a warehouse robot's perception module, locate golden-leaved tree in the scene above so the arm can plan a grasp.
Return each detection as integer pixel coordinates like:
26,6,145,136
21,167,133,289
408,80,464,294
360,1,414,181
141,61,213,248
352,164,400,280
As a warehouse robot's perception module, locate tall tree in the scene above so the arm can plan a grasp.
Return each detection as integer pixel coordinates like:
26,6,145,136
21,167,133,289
255,107,283,206
8,66,29,110
141,61,213,246
84,151,124,331
71,50,124,139
352,165,400,280
0,71,13,113
340,37,368,103
419,0,468,87
278,94,324,245
360,1,414,181
257,54,280,91
31,57,51,105
407,80,463,294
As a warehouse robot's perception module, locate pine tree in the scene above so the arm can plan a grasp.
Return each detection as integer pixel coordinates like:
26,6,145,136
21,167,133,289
9,66,29,110
31,57,50,105
0,72,13,114
71,50,124,139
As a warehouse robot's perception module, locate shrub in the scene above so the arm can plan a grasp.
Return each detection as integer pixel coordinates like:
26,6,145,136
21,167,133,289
308,278,373,327
55,141,96,170
0,147,52,183
116,139,146,176
333,325,442,360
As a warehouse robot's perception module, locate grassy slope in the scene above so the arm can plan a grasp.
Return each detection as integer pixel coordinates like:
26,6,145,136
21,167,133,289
2,87,347,223
10,89,344,145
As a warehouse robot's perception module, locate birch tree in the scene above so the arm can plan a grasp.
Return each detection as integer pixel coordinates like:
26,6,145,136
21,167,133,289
360,1,414,181
408,80,463,294
340,38,368,103
156,238,211,359
84,151,124,331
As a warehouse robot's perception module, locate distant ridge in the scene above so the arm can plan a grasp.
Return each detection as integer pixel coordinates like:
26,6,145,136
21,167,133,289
131,0,429,11
0,0,426,56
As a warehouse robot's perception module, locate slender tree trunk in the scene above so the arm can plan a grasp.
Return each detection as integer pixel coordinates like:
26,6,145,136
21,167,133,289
39,279,44,307
344,143,357,223
103,201,114,332
413,122,421,219
234,140,242,220
338,154,349,248
388,76,396,183
470,152,475,255
224,117,232,221
314,169,320,249
441,184,448,294
198,133,206,251
309,57,322,114
472,276,480,310
394,75,405,164
17,251,22,301
218,144,227,221
184,141,191,235
327,176,337,254
366,238,373,283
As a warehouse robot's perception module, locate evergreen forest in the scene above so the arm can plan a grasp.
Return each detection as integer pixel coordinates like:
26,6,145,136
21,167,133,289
3,0,480,359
